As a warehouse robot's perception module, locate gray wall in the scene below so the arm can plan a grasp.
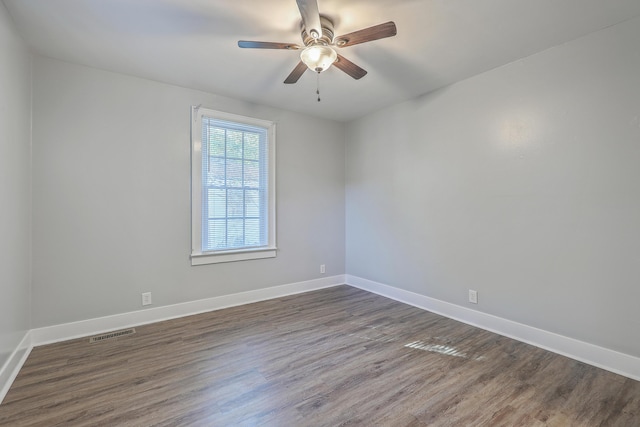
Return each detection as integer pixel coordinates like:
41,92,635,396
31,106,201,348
346,17,640,357
31,57,345,328
0,4,31,365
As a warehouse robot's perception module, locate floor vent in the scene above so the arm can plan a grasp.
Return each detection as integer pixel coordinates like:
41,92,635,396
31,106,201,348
89,328,136,343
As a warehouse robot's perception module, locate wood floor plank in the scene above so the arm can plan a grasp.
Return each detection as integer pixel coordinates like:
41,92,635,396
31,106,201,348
1,285,639,426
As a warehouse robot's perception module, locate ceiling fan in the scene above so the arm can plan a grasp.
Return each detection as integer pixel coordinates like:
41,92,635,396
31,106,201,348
238,0,397,84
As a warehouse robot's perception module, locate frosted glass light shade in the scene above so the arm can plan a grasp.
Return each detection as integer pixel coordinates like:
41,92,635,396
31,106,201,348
300,45,337,73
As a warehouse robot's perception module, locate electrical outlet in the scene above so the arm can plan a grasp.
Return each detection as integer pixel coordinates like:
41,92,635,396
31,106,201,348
142,292,152,306
320,264,326,274
468,289,478,304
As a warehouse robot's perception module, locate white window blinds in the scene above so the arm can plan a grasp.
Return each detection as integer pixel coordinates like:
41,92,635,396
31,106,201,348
201,118,268,251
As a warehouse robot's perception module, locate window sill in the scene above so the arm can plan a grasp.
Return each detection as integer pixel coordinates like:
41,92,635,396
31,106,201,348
191,247,277,266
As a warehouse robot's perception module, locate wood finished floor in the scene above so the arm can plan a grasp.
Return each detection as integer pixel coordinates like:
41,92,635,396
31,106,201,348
1,286,639,426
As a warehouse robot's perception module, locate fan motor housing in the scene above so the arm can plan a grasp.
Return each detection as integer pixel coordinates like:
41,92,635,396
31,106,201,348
301,15,335,46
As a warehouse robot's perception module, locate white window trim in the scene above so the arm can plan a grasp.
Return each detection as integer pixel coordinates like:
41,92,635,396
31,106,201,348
191,106,277,265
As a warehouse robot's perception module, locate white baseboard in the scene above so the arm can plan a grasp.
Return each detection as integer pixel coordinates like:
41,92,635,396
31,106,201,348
6,273,636,405
0,331,33,404
31,275,345,346
346,274,640,382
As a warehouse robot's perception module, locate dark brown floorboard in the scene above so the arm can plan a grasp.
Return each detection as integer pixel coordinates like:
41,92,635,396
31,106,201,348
1,285,639,426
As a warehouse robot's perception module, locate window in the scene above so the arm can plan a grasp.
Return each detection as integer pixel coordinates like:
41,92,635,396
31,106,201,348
191,107,276,265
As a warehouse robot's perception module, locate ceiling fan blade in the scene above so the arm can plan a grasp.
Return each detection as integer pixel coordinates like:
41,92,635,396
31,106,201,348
296,0,322,39
334,21,397,48
238,41,300,50
333,54,367,80
284,61,308,84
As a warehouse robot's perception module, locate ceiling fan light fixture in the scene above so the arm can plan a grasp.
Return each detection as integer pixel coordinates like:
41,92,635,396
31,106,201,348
300,44,337,73
238,0,398,84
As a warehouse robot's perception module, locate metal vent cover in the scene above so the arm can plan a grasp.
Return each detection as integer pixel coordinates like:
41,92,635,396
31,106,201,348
89,328,136,343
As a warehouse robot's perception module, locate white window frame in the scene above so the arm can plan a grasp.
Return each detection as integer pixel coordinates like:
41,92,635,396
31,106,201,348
191,106,276,265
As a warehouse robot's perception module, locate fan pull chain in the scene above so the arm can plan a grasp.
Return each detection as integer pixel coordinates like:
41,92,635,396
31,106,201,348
316,71,321,102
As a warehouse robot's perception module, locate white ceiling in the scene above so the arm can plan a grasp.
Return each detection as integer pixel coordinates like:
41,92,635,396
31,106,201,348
4,0,640,122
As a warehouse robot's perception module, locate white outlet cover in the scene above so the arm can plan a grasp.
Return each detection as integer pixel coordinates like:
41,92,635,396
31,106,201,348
142,292,152,306
469,290,478,304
